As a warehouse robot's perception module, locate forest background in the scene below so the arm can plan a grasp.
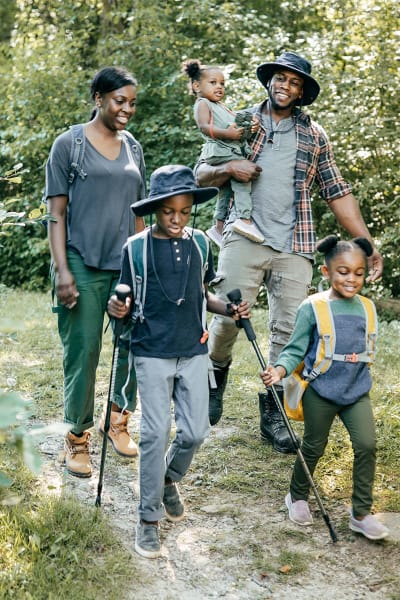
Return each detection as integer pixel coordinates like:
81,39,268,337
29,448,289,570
0,0,399,299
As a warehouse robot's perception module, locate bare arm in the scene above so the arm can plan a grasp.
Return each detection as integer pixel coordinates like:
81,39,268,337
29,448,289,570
48,195,79,308
329,193,383,281
205,287,251,319
196,159,262,188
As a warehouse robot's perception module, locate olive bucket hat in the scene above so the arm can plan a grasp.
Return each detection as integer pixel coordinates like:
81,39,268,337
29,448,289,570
256,51,320,105
131,164,218,217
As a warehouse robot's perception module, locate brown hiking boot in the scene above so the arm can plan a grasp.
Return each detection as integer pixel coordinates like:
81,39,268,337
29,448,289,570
99,409,138,457
63,431,92,478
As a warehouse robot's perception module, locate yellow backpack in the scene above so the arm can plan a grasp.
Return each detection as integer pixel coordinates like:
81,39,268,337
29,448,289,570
283,292,378,421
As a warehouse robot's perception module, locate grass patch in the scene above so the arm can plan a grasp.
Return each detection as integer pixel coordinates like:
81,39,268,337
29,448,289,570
0,450,136,600
1,287,400,596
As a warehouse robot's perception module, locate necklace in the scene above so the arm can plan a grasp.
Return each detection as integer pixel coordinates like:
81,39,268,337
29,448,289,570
267,108,296,144
149,227,193,306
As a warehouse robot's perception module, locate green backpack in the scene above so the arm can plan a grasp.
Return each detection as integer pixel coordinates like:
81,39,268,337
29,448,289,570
126,226,210,326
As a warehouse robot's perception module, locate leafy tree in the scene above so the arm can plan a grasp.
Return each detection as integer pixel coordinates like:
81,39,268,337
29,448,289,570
0,0,398,296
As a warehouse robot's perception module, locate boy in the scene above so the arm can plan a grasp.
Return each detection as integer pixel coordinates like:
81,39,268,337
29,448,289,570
108,164,250,558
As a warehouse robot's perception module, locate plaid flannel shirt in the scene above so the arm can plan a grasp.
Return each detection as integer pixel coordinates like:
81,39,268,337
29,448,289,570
249,101,352,254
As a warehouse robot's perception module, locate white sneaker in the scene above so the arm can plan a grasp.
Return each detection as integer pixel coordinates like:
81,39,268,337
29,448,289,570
349,513,389,540
285,493,313,525
231,219,264,243
206,225,223,247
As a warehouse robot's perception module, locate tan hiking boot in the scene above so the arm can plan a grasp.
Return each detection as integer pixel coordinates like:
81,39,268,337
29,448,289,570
99,409,138,457
64,431,92,478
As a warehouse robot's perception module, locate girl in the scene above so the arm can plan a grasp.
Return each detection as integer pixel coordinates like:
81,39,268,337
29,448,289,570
46,66,146,478
182,58,263,247
261,235,389,540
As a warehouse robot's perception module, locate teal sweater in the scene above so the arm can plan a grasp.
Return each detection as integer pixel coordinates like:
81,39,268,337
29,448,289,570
275,295,377,405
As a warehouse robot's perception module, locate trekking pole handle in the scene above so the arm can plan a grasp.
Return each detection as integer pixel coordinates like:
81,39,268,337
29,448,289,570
227,289,256,341
113,283,132,338
115,283,131,303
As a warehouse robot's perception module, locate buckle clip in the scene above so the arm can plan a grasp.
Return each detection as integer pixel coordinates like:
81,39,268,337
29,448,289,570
345,352,358,363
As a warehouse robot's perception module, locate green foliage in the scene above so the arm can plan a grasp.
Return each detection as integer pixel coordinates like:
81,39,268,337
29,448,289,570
0,0,398,295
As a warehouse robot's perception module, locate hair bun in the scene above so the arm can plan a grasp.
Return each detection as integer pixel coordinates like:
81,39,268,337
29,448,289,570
316,234,338,255
353,237,373,257
182,59,201,78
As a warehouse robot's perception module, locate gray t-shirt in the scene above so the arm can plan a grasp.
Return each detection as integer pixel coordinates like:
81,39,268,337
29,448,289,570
45,127,146,270
251,114,297,253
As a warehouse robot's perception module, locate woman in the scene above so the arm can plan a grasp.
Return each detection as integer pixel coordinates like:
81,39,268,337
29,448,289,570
46,66,146,478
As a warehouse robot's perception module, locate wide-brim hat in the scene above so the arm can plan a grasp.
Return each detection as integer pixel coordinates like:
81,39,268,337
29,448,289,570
131,164,218,217
256,51,320,106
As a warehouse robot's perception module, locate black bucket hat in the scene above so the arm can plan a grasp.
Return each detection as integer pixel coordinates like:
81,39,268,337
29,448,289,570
256,51,320,106
131,165,218,217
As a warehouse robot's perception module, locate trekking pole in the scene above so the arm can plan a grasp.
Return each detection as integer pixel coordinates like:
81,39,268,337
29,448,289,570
227,288,338,543
95,283,132,508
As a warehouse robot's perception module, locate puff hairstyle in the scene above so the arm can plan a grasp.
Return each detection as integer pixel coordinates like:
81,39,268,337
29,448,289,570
317,234,373,266
182,58,218,94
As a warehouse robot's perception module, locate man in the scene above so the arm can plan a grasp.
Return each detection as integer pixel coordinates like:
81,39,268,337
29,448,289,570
196,51,383,453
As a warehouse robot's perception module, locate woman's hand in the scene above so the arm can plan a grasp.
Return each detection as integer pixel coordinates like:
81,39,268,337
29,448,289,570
55,268,79,309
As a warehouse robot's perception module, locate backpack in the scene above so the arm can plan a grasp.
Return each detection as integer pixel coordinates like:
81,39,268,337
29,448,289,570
31,124,145,222
283,292,378,421
126,226,210,327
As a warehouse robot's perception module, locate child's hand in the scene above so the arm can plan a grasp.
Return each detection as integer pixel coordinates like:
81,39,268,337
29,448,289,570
226,299,251,320
251,116,260,133
226,123,245,140
107,294,131,319
260,365,285,386
236,300,251,320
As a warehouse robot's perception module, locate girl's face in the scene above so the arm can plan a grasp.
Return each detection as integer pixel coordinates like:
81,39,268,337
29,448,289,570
194,68,225,102
321,249,366,300
154,194,193,239
95,84,137,131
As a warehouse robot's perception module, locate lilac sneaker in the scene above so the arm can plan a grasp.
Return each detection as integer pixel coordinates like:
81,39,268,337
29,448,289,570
285,493,313,526
350,514,389,540
206,225,223,247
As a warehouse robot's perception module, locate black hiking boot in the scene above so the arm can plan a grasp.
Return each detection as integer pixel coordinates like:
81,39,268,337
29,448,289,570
209,361,231,426
259,390,299,454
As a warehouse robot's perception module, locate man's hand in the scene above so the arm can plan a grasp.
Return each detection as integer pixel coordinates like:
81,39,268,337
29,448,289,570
366,249,384,282
226,159,262,183
196,159,262,188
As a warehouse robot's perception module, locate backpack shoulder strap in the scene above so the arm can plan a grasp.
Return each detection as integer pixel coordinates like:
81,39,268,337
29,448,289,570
356,295,378,365
126,228,149,323
183,227,209,274
121,130,146,183
307,293,336,380
68,124,87,184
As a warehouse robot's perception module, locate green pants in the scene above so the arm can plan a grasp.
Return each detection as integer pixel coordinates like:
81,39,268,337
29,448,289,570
290,386,376,517
52,250,137,434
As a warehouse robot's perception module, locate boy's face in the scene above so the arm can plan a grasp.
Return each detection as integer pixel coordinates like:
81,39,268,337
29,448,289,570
154,194,194,238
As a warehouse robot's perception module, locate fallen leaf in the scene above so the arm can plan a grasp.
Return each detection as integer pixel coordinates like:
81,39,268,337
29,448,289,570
279,564,292,574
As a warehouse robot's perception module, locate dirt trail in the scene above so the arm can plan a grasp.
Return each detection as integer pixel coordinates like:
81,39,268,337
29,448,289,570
38,410,400,600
